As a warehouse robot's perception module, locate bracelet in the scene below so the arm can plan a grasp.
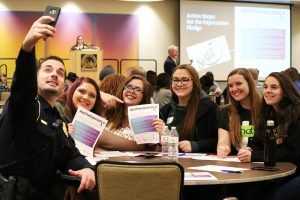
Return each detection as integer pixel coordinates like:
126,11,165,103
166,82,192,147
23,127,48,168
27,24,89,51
245,147,253,152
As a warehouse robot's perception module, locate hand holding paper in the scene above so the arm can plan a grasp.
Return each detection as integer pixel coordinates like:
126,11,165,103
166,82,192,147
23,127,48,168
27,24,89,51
72,107,108,157
152,118,165,135
128,104,160,144
68,123,74,135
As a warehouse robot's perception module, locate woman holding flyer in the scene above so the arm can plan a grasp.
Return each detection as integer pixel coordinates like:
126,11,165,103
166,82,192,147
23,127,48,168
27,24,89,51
160,64,218,153
55,77,105,200
97,75,165,151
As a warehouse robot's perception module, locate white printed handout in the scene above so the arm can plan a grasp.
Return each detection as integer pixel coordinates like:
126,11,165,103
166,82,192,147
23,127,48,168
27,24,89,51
72,107,108,158
128,104,160,144
185,172,217,181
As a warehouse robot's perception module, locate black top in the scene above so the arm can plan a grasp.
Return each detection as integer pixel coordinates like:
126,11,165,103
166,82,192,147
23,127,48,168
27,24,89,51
249,120,300,169
217,104,253,154
0,48,92,194
160,92,218,153
218,104,252,131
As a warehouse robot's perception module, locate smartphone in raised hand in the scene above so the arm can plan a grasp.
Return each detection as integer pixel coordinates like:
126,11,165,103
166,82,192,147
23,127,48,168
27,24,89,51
43,6,61,27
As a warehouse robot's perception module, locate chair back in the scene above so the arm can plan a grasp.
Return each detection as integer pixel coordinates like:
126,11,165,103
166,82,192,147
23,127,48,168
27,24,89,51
96,160,184,200
0,92,10,101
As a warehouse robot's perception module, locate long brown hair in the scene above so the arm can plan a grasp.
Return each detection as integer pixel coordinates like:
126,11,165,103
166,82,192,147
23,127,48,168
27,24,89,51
227,68,261,147
108,75,151,131
171,64,201,140
255,72,300,139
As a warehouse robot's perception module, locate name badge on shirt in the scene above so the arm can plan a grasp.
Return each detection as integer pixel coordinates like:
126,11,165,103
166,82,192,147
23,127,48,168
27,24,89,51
166,116,174,125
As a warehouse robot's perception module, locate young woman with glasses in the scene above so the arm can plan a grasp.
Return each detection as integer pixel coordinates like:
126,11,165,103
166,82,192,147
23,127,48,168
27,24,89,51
160,64,218,153
97,75,165,151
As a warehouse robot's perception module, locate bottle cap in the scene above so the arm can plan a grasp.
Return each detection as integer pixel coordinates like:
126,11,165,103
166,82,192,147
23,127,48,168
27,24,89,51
242,121,249,126
267,120,274,126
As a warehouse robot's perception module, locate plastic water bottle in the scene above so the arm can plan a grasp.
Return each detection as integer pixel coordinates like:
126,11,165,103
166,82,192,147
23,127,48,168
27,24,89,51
264,120,276,167
168,126,179,161
161,126,170,158
240,121,250,149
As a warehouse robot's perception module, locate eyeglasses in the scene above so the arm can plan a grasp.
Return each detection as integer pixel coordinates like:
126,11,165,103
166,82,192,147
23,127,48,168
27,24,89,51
172,78,192,85
124,84,143,94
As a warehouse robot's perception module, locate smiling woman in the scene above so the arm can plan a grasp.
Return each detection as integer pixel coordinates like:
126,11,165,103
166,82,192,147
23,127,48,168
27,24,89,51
250,72,300,166
217,68,260,160
160,64,219,153
246,72,300,200
96,75,165,151
56,77,102,123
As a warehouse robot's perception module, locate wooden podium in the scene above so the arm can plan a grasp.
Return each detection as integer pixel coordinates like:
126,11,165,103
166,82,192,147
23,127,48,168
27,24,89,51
69,49,103,82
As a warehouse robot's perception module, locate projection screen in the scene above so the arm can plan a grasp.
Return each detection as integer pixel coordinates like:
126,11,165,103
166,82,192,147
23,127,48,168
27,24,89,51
180,0,291,80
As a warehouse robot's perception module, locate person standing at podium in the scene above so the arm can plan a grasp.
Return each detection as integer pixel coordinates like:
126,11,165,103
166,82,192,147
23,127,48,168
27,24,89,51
70,35,90,50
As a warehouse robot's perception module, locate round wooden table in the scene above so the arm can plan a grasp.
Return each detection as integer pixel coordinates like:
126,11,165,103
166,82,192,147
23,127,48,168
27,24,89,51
104,155,297,185
179,158,296,185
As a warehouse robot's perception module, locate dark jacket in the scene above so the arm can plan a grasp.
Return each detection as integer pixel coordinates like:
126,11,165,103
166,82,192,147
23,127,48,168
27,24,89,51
0,49,92,194
160,92,218,153
249,120,300,169
164,56,177,77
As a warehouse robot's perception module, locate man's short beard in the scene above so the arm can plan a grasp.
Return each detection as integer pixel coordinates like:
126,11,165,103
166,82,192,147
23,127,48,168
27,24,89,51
43,88,61,97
